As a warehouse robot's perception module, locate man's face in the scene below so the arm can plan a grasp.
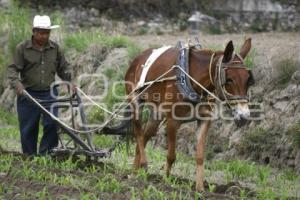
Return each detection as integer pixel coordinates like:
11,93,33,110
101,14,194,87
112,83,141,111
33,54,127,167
32,28,51,46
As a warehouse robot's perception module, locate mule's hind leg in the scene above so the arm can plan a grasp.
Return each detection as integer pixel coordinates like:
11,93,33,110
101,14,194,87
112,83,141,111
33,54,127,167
132,100,147,170
195,120,211,191
133,120,148,169
143,111,163,146
133,110,162,169
165,118,180,176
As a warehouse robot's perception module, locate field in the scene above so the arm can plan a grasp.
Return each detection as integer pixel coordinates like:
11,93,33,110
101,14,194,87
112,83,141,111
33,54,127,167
1,108,300,199
1,5,300,199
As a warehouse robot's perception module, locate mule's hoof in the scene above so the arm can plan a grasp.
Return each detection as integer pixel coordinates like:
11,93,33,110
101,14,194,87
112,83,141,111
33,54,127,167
195,190,205,199
166,170,171,177
140,163,148,171
196,184,205,192
133,162,140,170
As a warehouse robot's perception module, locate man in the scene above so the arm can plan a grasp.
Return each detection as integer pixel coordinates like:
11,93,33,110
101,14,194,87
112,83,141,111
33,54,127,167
7,15,73,156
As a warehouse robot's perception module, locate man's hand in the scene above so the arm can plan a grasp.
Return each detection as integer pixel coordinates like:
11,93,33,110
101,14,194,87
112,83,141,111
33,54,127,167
71,83,77,95
16,83,25,96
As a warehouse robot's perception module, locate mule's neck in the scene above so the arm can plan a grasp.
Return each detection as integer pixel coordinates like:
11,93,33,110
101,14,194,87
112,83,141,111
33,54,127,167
189,50,222,95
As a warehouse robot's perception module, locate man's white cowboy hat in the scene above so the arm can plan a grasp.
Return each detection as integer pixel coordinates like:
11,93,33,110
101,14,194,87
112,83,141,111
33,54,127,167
33,15,59,29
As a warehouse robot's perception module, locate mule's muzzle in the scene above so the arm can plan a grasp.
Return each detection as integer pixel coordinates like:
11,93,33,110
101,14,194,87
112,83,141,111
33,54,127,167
234,117,248,127
233,102,250,127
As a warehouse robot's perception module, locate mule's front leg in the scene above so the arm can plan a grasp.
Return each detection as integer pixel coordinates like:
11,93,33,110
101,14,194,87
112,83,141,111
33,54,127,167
133,143,141,169
166,119,180,176
195,120,211,191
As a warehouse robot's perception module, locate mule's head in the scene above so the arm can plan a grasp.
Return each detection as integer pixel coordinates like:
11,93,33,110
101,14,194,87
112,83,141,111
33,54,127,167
217,38,255,126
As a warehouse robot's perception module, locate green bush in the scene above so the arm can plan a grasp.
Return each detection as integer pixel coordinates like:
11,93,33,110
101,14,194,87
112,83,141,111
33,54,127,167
240,127,267,153
64,31,99,52
208,26,222,35
244,48,256,70
287,121,300,149
105,83,125,109
274,58,300,87
63,30,141,69
103,68,117,80
0,50,6,93
127,43,142,61
104,35,130,49
0,3,31,92
137,26,149,35
155,27,163,35
7,3,31,58
64,30,136,53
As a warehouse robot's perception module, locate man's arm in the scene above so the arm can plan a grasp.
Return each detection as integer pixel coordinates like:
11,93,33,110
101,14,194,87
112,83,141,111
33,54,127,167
56,46,76,93
7,44,25,95
56,47,73,82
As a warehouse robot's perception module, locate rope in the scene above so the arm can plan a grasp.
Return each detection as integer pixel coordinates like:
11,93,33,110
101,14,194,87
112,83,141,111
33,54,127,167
217,55,234,109
76,87,123,119
23,90,109,134
216,53,249,108
174,65,222,102
209,53,216,86
142,76,177,87
22,62,226,135
21,65,176,135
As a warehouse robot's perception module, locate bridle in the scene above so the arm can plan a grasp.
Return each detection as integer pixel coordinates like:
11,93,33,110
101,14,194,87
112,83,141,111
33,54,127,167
209,52,251,109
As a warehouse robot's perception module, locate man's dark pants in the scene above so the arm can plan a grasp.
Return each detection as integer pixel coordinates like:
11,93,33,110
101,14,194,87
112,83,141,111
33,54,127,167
17,89,58,155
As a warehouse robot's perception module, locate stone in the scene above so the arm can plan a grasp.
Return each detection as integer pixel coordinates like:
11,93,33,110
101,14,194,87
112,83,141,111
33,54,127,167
229,130,241,148
295,151,300,172
208,171,227,185
273,101,289,112
292,71,300,84
187,11,219,34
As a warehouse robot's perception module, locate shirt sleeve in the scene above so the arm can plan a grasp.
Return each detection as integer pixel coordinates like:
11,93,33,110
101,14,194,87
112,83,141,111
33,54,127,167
7,44,24,88
56,47,73,82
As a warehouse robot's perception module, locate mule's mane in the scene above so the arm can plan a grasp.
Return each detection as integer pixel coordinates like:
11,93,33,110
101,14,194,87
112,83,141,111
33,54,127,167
190,47,223,56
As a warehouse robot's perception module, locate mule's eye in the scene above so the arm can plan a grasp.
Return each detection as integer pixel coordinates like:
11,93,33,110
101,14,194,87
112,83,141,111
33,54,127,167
225,79,233,84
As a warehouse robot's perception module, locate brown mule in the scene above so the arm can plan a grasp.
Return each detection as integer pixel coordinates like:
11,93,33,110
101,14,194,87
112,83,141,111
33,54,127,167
123,38,254,191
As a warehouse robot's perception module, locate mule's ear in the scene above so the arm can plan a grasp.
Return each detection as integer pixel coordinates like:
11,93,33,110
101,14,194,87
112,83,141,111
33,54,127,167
239,38,251,59
222,41,234,63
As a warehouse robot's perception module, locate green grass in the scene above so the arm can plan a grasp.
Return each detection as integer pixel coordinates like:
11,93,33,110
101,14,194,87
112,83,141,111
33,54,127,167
64,30,102,52
0,108,18,126
6,2,31,59
63,30,140,55
0,4,299,200
0,132,300,199
238,126,282,161
207,159,271,184
0,2,31,92
95,174,123,193
0,4,68,92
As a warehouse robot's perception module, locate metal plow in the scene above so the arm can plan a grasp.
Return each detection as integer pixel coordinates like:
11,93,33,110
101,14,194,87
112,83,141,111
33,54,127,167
22,83,127,159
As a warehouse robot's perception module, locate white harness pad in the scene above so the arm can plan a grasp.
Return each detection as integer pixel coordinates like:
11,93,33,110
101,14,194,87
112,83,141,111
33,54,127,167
137,46,172,88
